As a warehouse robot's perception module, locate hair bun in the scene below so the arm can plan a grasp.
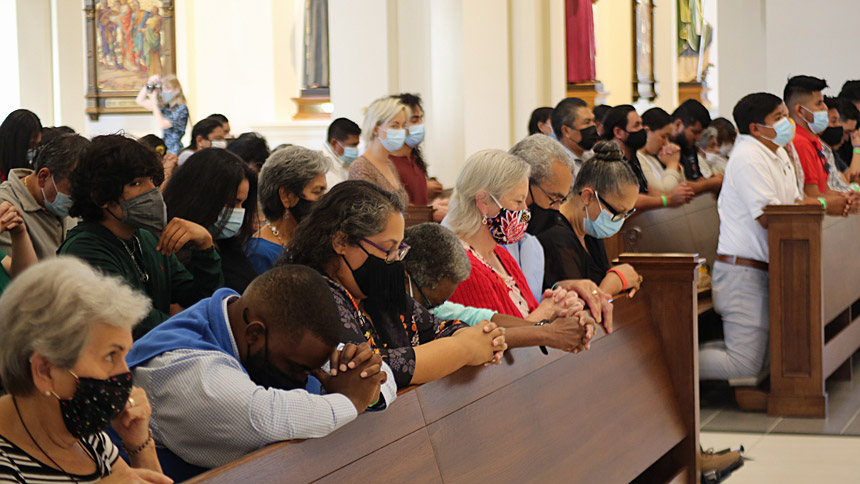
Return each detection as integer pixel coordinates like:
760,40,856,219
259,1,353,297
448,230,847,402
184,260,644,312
591,140,626,163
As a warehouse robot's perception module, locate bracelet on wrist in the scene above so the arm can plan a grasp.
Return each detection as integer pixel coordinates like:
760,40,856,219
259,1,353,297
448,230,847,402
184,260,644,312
607,268,628,291
851,183,860,193
661,194,668,207
123,429,153,457
854,147,860,154
817,197,827,210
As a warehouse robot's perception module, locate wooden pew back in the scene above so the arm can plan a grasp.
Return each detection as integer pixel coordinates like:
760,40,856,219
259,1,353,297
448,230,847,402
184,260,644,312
765,205,860,417
188,255,700,484
616,195,719,266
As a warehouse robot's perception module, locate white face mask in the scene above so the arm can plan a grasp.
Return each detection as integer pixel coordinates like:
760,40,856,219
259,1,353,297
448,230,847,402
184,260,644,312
210,139,228,149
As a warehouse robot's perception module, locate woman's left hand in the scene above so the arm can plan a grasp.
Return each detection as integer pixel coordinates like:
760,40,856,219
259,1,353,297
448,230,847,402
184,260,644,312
112,386,153,451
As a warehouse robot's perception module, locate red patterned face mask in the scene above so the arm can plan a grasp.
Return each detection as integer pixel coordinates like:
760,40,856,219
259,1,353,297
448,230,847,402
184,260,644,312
482,194,531,245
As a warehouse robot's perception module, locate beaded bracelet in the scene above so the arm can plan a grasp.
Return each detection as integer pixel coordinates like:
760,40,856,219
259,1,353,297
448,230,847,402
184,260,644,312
123,429,153,457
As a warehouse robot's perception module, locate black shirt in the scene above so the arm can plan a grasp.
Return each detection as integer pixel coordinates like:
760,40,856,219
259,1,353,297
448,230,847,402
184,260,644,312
626,156,650,194
537,216,610,289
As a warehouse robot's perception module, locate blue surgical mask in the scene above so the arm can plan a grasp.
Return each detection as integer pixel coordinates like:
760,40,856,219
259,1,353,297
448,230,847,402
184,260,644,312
41,176,73,218
582,197,624,239
802,106,829,134
757,118,795,147
405,124,425,147
379,128,406,152
338,142,359,166
161,90,178,104
212,207,245,239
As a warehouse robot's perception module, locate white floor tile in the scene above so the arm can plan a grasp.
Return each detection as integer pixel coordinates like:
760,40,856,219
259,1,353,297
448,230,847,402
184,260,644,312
701,432,860,484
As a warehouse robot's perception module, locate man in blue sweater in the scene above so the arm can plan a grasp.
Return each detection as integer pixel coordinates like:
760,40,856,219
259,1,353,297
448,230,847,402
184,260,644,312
126,264,395,480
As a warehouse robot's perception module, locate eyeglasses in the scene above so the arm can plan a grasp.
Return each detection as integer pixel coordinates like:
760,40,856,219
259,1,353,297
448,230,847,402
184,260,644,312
595,191,636,222
530,181,569,208
360,238,411,264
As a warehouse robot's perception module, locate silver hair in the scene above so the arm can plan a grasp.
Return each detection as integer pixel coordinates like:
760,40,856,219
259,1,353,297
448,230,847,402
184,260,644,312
403,223,471,289
447,149,531,238
0,257,151,396
697,126,719,149
258,145,330,221
509,134,575,185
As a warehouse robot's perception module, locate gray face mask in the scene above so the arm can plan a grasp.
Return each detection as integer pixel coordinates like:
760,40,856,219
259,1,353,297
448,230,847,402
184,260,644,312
119,188,167,233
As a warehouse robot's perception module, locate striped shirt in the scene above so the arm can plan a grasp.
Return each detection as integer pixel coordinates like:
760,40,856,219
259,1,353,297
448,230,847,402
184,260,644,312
0,431,119,483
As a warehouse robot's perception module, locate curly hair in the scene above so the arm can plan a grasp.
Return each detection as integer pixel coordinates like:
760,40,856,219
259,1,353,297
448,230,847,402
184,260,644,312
68,134,165,222
285,180,405,274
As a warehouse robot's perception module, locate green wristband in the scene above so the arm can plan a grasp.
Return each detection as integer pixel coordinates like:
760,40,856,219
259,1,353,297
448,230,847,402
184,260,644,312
661,194,668,207
368,395,380,408
818,197,827,210
854,147,860,155
851,183,860,193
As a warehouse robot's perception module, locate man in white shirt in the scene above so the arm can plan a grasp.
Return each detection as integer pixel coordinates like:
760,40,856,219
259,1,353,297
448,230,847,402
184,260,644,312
321,117,361,188
700,93,803,380
550,97,599,178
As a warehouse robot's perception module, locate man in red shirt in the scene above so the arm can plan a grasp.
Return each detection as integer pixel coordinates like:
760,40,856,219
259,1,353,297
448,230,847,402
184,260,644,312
786,76,852,200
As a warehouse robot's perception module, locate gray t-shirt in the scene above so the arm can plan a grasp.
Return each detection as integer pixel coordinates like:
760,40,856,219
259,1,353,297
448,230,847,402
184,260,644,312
0,168,77,259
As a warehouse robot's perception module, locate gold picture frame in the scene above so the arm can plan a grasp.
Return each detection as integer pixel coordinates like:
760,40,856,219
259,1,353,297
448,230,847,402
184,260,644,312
84,0,176,121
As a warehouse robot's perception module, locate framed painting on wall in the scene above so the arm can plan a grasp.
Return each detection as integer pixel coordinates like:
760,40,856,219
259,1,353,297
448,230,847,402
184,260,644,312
84,0,176,121
632,0,656,103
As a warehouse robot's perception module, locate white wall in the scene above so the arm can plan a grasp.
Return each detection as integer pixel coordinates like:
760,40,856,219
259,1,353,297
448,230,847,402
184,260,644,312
716,0,860,119
0,0,21,118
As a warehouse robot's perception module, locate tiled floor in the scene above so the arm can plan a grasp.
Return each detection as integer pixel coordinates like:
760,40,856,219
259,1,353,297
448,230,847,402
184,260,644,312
701,431,860,483
700,357,860,436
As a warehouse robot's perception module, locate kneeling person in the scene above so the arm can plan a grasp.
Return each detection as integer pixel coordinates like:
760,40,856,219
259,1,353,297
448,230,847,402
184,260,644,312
126,265,394,480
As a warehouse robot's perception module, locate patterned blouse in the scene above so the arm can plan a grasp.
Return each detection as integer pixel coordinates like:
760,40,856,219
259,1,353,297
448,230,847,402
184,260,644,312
161,103,189,155
347,156,410,206
325,277,467,389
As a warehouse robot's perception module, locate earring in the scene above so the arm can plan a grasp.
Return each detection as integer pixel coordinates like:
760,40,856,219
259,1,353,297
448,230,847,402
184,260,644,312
44,390,51,396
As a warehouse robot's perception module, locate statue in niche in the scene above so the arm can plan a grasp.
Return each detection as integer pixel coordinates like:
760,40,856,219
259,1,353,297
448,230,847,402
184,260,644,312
565,0,598,84
303,0,329,93
677,0,712,83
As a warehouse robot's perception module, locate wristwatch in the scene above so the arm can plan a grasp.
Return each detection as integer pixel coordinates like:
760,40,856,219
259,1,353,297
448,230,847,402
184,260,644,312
534,319,551,327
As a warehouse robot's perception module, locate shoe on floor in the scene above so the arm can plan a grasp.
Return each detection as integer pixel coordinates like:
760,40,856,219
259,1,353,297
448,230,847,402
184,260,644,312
700,447,744,483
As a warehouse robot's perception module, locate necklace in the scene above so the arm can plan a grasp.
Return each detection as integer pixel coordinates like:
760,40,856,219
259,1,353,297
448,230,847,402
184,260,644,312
13,396,93,483
119,235,150,283
266,221,287,246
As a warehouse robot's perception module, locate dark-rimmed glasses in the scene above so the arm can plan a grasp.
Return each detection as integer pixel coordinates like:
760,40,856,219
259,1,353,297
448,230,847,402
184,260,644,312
595,191,636,222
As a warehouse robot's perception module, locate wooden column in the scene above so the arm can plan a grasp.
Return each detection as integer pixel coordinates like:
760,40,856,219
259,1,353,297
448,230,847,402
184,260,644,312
618,254,700,484
764,205,827,417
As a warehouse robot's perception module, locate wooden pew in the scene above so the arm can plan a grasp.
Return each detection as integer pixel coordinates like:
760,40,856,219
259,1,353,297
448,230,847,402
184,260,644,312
187,254,701,484
616,194,719,267
765,205,860,417
404,205,435,227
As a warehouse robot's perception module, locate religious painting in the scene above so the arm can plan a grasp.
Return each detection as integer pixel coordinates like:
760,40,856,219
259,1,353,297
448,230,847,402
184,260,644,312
677,0,712,83
632,0,656,102
84,0,176,120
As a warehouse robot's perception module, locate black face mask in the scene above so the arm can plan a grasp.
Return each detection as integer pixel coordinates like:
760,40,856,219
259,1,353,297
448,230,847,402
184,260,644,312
55,371,134,439
821,126,844,147
242,310,307,391
577,125,600,151
290,197,315,223
526,185,562,236
343,246,407,315
625,129,648,151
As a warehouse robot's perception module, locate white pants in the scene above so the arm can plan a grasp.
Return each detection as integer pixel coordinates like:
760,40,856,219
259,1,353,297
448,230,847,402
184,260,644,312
699,261,769,380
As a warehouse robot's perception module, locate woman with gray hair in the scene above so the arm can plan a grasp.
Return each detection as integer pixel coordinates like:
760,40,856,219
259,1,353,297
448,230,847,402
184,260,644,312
245,145,329,274
446,149,581,324
0,257,171,483
287,180,507,390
